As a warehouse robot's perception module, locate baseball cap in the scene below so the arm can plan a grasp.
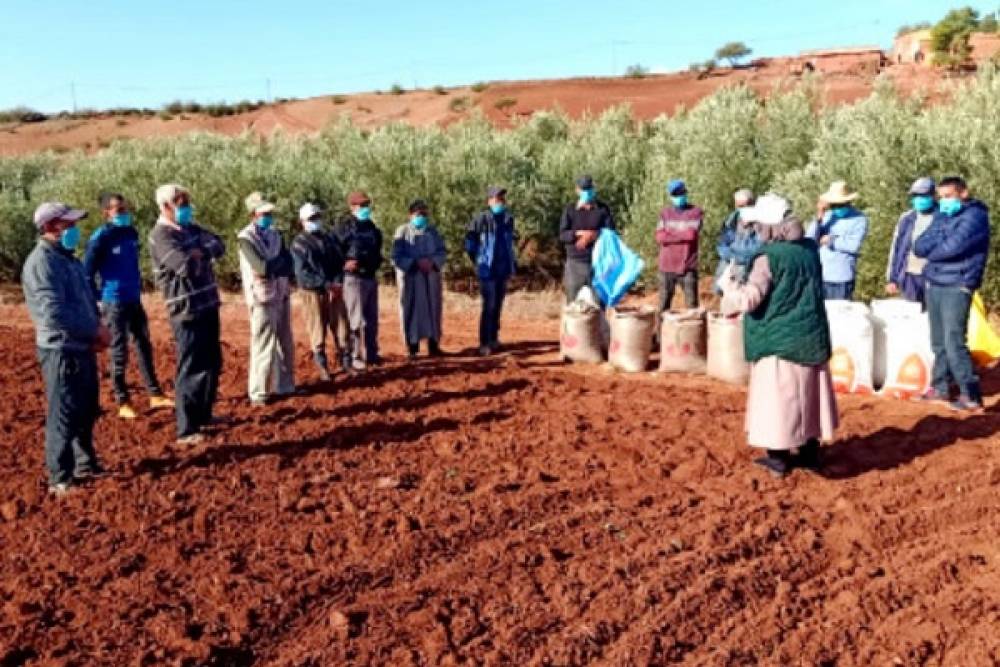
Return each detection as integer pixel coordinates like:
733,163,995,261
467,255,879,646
299,203,323,221
33,202,88,230
575,175,595,190
667,179,687,196
487,185,507,198
347,191,371,206
245,192,276,215
909,177,936,196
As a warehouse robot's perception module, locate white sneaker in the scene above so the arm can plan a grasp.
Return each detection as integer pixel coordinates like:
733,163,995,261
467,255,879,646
48,482,72,497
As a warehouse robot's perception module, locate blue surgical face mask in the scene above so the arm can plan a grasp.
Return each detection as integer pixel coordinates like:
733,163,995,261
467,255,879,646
939,197,962,216
911,195,935,213
830,206,851,220
60,225,81,251
111,212,132,227
256,214,273,230
490,203,506,215
411,215,428,229
578,189,595,205
175,205,194,226
304,220,322,234
671,195,688,208
356,206,372,221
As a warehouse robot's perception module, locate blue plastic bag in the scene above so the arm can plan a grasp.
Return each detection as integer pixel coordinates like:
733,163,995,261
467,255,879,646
591,228,644,307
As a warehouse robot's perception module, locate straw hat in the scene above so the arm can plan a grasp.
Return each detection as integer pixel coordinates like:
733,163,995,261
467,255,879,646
819,181,859,205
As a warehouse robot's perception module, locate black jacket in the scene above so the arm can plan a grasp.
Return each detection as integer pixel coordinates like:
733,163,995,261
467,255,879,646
558,201,615,263
291,229,345,291
334,216,384,280
149,220,225,320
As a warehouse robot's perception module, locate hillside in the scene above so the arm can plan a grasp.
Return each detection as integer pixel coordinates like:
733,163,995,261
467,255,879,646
0,59,954,157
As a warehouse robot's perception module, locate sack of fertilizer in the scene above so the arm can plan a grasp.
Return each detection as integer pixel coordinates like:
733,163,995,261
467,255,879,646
824,300,875,395
609,306,656,372
659,309,707,374
871,299,934,399
560,286,606,364
706,312,750,385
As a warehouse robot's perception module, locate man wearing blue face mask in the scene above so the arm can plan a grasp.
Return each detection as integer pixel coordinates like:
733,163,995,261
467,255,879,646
83,192,170,420
23,202,111,495
465,185,517,356
914,176,991,412
392,199,448,358
806,181,869,300
149,183,226,445
239,192,296,406
886,177,937,304
558,174,615,302
656,178,703,311
335,191,384,369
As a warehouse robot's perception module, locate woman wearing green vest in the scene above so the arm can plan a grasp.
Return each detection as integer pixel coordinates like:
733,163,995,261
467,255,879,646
719,194,839,478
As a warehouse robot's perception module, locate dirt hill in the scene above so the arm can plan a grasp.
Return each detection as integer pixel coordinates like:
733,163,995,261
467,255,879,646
0,60,955,156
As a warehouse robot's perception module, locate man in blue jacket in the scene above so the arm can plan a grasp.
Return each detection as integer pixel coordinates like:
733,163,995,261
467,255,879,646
23,202,110,495
886,177,937,304
806,181,869,300
465,185,517,356
84,193,171,420
914,176,991,411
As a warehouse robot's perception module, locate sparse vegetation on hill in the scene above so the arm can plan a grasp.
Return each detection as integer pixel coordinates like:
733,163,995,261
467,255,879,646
714,42,753,67
624,64,649,79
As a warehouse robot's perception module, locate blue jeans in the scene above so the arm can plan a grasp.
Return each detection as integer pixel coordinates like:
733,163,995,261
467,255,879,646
925,285,979,400
823,281,855,300
39,348,101,484
479,278,508,347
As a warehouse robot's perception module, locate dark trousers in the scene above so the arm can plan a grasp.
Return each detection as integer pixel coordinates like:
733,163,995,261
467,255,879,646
39,348,100,484
926,285,980,400
105,301,162,404
659,271,699,312
563,258,592,303
822,281,855,300
170,309,222,437
479,278,508,347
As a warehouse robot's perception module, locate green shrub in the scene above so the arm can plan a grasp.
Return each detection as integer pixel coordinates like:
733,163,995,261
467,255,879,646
448,96,472,113
390,84,405,95
0,107,48,123
332,95,348,105
470,81,488,93
494,97,517,111
433,85,448,96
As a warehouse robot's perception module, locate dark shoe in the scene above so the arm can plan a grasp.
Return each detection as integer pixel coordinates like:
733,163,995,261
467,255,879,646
797,439,822,472
428,340,443,357
753,450,793,478
489,341,502,353
478,345,492,357
407,344,418,359
949,396,984,413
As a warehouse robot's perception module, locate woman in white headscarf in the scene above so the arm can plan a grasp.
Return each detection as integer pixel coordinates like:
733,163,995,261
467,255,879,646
719,194,839,477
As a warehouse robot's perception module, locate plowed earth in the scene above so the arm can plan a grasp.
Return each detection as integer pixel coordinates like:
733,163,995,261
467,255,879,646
0,293,998,666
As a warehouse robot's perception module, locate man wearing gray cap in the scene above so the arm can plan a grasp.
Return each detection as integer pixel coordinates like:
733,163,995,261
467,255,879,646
465,186,517,355
886,177,937,303
22,202,111,495
558,175,615,302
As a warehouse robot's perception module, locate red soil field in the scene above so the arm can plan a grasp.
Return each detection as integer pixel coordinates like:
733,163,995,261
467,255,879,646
1,290,999,665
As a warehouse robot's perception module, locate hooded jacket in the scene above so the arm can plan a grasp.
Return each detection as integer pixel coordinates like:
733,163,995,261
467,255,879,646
465,208,516,280
914,199,991,290
806,206,869,283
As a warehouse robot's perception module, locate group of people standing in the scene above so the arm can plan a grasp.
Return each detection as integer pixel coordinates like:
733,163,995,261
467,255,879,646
556,173,990,477
19,169,992,490
21,184,517,495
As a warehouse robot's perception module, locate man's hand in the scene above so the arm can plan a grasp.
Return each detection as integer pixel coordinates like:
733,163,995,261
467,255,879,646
886,283,899,296
819,235,831,247
417,258,434,273
189,248,204,262
816,198,828,220
94,324,111,352
344,259,359,273
574,229,597,250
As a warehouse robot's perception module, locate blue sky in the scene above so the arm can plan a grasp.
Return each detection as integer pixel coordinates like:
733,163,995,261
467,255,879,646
0,0,989,113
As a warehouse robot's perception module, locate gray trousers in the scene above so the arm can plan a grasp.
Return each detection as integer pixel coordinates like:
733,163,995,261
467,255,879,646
563,258,593,303
344,274,379,363
659,271,699,312
39,347,100,484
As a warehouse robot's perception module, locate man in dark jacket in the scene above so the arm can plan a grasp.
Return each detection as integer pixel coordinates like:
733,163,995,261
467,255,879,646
656,178,703,311
886,177,937,304
558,175,615,302
148,183,226,444
334,191,384,368
23,202,110,495
914,176,991,411
465,185,517,356
83,192,171,420
293,202,349,379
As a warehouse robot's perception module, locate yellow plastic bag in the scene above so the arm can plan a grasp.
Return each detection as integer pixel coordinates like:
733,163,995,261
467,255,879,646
968,292,1000,367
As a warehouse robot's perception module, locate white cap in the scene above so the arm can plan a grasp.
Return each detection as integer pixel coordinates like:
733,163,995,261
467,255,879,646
299,203,323,221
740,193,790,226
33,202,87,230
244,192,276,215
155,183,189,208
